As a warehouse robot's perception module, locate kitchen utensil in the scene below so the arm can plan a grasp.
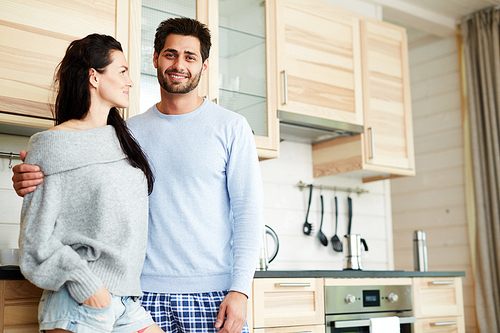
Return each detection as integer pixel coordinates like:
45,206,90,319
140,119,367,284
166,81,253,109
259,225,280,270
347,196,353,235
331,195,342,252
302,184,313,235
342,234,368,270
0,248,19,266
317,194,328,246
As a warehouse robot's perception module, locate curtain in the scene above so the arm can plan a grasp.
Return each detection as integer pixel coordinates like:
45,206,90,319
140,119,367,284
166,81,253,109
461,7,500,333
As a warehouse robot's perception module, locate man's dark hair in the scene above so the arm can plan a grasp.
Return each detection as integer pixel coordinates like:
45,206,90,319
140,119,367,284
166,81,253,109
154,17,211,62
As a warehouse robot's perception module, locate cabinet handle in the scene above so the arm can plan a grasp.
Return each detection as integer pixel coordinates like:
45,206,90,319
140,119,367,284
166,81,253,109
433,321,457,326
283,70,288,105
369,127,375,159
276,283,311,287
431,281,454,285
212,97,219,105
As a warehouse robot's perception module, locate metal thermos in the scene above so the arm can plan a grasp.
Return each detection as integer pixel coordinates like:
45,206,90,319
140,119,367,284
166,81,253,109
413,230,428,272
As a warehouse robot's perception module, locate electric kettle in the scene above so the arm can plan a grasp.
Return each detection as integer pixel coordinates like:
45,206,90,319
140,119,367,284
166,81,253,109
258,225,279,271
342,234,368,270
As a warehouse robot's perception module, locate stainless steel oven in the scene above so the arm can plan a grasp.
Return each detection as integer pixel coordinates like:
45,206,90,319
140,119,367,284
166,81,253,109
325,285,416,332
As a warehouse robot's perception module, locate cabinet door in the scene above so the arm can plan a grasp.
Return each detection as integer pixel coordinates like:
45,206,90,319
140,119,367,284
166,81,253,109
254,325,325,333
360,20,415,172
0,0,119,120
2,280,43,333
276,0,363,126
413,278,464,318
218,0,279,157
252,278,324,329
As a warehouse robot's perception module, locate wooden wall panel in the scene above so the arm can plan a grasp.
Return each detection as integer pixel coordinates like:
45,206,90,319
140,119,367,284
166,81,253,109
390,37,475,332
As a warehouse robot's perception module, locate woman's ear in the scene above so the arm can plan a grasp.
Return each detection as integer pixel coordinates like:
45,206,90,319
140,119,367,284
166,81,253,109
89,68,99,88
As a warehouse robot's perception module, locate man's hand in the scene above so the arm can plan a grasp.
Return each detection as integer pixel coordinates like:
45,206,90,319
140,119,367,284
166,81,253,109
215,291,248,333
83,286,111,308
12,150,43,197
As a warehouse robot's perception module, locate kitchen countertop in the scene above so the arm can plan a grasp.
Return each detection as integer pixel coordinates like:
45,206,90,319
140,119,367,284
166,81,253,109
254,270,465,278
2,265,465,281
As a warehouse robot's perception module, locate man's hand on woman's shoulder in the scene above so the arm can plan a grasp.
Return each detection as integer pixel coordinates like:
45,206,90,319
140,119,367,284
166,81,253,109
12,150,44,197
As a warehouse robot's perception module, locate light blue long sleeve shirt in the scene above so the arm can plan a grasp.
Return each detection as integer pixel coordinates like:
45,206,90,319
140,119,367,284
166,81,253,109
126,99,264,296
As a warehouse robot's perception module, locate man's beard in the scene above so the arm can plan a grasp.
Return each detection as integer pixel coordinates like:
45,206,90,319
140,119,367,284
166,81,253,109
157,67,203,94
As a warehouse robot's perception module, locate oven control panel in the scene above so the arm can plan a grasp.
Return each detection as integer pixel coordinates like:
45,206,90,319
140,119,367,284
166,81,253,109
325,285,412,314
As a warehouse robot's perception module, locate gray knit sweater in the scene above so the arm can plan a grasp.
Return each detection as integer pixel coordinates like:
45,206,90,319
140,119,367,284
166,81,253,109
19,125,149,304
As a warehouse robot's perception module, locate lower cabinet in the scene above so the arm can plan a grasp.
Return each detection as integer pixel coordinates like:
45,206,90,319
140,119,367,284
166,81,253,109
251,278,324,332
412,277,465,333
0,280,43,333
253,325,325,333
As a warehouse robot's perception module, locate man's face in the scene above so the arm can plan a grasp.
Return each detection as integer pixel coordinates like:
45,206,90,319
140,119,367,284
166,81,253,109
153,34,208,94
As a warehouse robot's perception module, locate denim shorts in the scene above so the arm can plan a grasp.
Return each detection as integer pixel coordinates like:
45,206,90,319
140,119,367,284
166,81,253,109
38,286,155,333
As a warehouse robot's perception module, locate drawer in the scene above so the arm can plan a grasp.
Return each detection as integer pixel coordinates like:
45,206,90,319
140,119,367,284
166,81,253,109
413,277,464,317
254,324,325,333
252,278,324,328
414,316,465,333
4,281,43,301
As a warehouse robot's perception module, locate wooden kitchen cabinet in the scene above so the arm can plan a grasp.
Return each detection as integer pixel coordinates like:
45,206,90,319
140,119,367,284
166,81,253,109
251,278,324,330
0,280,43,333
139,0,279,159
312,17,415,182
275,0,364,126
412,277,465,333
0,0,140,129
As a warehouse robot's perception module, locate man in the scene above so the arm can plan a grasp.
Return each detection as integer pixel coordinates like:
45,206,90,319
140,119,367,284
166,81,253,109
12,18,263,333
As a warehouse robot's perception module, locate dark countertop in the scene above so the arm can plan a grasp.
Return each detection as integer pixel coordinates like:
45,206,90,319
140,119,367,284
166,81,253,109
0,266,24,280
1,265,465,281
254,270,465,278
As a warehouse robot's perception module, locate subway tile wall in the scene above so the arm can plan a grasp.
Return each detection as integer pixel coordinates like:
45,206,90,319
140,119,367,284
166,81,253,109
0,133,28,249
0,134,394,271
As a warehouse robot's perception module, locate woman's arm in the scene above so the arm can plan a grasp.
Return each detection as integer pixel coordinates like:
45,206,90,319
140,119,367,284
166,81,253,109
19,175,104,304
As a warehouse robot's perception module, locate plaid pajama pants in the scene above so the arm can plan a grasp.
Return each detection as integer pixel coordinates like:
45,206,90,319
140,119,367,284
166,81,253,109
141,291,249,333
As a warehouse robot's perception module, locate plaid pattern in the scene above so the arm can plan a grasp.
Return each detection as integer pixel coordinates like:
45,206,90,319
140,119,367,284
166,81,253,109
141,291,249,333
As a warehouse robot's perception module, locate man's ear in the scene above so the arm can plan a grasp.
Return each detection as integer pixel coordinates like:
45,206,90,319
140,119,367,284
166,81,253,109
201,58,209,76
153,51,158,69
89,68,98,88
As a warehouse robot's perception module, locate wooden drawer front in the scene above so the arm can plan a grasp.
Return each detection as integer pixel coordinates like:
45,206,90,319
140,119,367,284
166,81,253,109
253,278,324,328
4,325,39,333
5,281,43,301
4,303,39,326
413,278,464,317
414,316,465,333
254,324,325,333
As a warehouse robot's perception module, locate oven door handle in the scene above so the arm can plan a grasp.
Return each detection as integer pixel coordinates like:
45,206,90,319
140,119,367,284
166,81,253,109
334,317,417,328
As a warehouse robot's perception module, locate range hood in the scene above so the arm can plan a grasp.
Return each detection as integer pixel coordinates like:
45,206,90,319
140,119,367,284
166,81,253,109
278,110,364,144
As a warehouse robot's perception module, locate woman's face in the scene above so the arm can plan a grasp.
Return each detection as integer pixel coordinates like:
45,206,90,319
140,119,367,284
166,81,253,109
96,50,133,109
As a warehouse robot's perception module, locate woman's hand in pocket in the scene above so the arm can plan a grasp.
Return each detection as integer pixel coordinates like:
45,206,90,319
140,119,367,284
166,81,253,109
83,286,111,308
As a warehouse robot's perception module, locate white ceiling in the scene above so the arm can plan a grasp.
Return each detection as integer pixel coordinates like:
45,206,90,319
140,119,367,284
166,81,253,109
365,0,500,42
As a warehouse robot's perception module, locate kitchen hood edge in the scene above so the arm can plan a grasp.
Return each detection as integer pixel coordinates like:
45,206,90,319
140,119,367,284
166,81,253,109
278,110,364,144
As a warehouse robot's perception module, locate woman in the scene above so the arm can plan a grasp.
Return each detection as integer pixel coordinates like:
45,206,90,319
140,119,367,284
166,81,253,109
19,34,163,333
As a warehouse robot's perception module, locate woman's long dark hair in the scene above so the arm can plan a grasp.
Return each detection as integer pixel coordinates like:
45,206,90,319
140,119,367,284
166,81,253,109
53,34,154,194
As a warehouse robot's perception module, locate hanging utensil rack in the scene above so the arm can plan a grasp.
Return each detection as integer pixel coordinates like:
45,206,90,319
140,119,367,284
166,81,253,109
0,151,21,169
297,181,369,195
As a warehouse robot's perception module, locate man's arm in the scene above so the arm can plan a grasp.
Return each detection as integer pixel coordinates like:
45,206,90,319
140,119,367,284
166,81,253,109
12,150,44,197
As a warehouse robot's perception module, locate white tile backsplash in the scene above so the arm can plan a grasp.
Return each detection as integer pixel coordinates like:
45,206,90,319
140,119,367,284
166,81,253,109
0,133,394,271
0,133,29,249
260,140,393,271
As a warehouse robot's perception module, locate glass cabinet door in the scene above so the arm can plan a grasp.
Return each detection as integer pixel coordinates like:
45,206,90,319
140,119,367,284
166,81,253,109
218,1,267,137
140,0,197,113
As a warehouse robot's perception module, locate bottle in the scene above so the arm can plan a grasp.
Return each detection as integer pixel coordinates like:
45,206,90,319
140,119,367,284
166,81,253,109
413,230,428,272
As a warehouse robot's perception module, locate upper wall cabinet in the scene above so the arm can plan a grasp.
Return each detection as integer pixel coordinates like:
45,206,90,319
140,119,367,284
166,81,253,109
311,7,415,182
275,0,364,126
0,0,139,131
140,0,279,159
